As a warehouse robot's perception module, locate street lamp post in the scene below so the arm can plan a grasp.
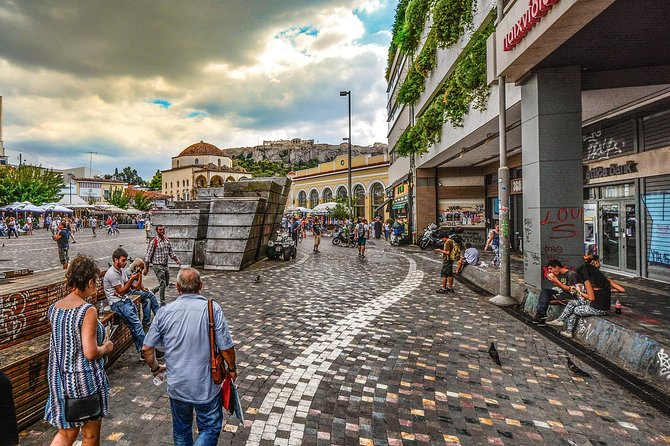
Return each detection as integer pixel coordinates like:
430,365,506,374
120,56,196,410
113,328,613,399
340,90,352,221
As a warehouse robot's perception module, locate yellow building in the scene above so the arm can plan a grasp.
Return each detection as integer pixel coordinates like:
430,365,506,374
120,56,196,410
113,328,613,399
290,154,390,221
75,177,127,204
162,141,251,201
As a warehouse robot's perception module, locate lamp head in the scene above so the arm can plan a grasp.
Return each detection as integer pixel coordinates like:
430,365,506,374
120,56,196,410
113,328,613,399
339,91,349,96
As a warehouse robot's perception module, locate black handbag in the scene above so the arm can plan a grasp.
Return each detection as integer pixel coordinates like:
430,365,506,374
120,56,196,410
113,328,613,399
52,318,103,423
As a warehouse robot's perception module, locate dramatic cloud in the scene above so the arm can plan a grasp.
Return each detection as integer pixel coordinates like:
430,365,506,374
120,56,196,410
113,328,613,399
0,0,394,178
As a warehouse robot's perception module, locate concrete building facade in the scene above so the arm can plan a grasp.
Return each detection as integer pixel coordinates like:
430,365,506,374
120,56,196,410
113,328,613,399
162,141,250,201
290,154,390,222
387,0,670,285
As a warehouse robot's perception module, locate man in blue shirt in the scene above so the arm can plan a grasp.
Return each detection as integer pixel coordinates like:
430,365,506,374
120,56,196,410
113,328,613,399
143,268,237,446
52,222,70,269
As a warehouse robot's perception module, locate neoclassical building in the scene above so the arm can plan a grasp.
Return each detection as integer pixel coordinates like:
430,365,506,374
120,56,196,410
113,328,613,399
290,154,390,221
162,141,250,201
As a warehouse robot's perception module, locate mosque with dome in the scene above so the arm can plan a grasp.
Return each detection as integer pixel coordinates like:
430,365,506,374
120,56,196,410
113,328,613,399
161,141,250,201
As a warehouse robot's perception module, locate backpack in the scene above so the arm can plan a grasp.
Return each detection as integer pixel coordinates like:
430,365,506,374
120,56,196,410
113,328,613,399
357,223,366,237
449,239,461,261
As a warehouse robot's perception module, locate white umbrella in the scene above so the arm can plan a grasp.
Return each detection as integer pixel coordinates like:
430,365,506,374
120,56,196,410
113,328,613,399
293,206,311,213
310,201,338,213
41,203,74,213
124,207,143,215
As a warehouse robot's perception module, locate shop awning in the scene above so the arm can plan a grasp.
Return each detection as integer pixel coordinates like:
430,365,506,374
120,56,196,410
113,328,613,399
392,202,407,210
374,198,393,213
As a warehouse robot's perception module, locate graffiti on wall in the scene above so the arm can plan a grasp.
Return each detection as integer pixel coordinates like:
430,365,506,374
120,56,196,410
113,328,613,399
643,193,670,268
659,349,670,380
0,291,29,342
540,207,583,239
438,200,485,227
583,130,625,161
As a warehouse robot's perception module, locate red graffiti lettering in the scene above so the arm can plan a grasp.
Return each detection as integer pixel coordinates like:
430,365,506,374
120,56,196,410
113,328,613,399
551,224,578,239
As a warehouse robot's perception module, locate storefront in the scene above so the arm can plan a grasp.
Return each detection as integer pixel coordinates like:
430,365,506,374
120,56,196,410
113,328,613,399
392,182,408,224
583,107,670,282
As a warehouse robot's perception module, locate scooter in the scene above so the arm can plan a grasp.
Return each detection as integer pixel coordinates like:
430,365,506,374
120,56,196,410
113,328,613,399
419,224,465,250
332,228,356,246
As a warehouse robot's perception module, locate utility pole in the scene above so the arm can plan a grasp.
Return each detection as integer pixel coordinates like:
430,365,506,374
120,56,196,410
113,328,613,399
490,0,515,306
340,91,352,222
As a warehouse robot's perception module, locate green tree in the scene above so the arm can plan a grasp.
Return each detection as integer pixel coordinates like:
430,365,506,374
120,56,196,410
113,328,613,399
329,196,356,221
133,191,153,211
112,166,145,185
148,170,163,190
108,190,132,209
0,165,62,205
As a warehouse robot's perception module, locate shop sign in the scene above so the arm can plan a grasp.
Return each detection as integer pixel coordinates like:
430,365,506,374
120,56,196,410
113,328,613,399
503,0,560,52
585,161,637,180
511,178,523,193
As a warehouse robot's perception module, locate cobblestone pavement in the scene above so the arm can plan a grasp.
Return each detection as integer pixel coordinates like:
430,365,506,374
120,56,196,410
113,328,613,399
18,233,670,445
0,227,151,273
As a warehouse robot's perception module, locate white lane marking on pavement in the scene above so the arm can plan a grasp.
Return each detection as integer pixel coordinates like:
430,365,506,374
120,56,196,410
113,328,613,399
245,255,424,445
413,253,440,264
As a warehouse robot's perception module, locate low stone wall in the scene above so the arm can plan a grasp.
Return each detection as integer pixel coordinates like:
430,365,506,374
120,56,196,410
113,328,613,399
0,271,136,430
460,264,670,397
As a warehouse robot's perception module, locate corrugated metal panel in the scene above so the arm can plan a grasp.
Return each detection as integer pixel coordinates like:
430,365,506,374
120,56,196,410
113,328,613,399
643,110,670,151
642,174,670,281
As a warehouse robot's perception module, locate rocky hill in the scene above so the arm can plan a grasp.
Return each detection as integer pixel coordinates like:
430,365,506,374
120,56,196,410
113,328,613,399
221,139,387,164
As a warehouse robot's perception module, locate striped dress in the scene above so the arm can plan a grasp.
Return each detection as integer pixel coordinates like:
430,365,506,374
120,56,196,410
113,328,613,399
44,303,110,428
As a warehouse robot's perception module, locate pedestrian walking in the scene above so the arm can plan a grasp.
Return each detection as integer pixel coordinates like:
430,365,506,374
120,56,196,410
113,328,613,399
354,218,369,257
142,267,237,446
312,217,322,253
6,217,18,239
373,217,382,239
484,223,500,267
53,222,70,270
144,225,182,306
90,217,97,237
44,255,114,446
145,218,151,240
383,220,391,241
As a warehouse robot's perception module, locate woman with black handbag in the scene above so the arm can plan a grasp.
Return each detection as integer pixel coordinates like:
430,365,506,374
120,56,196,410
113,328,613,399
45,255,114,446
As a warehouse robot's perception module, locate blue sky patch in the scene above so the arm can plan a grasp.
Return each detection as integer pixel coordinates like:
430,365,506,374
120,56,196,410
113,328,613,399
187,111,208,119
147,98,172,109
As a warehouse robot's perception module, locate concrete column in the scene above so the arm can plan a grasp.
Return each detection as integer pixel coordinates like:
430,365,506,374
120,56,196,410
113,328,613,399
521,66,584,289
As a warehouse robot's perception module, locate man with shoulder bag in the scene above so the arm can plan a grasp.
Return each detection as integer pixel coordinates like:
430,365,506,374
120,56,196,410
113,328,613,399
142,267,236,446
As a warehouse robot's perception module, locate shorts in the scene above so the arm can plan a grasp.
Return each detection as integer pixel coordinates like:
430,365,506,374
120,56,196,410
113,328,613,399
357,236,367,246
314,234,321,244
58,248,69,265
441,261,454,278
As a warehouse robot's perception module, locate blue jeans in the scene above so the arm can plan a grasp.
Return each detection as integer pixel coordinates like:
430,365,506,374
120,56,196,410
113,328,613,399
110,299,145,352
170,393,223,446
130,290,160,325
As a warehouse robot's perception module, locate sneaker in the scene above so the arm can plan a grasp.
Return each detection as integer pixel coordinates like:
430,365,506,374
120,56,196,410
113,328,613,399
532,315,547,326
547,319,564,327
559,330,573,338
436,288,447,294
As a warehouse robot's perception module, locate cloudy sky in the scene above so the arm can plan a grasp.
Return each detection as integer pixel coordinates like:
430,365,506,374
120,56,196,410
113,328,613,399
0,0,395,179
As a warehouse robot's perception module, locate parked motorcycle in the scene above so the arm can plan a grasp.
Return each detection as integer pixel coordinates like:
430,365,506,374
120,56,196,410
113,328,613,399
419,223,464,250
332,227,356,246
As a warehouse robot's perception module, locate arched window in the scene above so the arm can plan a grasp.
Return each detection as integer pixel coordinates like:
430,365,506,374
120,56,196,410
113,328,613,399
336,186,347,200
309,189,319,209
298,191,307,208
322,188,333,202
210,176,223,187
226,176,235,182
353,185,365,219
195,176,207,187
370,183,385,218
194,158,199,165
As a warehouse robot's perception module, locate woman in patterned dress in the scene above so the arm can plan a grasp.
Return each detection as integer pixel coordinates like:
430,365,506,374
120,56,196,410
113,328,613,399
45,255,114,446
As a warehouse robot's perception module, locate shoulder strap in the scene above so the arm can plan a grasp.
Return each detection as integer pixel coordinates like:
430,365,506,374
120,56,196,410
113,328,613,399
207,299,217,366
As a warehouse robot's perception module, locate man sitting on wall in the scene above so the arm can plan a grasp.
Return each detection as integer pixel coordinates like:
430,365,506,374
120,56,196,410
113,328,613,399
532,260,582,326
